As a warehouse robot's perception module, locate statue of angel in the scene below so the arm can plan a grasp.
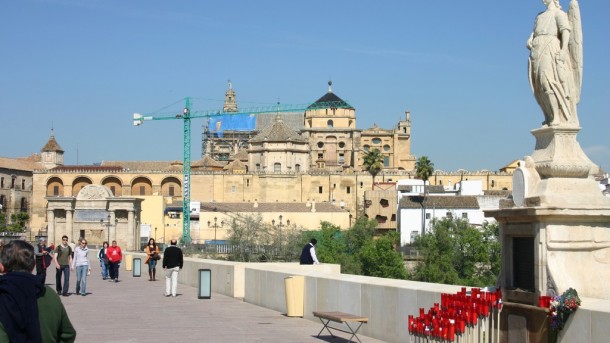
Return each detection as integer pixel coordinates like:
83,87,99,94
527,0,582,127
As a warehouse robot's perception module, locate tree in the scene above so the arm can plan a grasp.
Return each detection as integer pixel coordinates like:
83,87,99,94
359,232,407,280
362,149,384,189
415,156,434,183
410,217,500,287
415,156,434,235
226,213,273,262
0,212,29,233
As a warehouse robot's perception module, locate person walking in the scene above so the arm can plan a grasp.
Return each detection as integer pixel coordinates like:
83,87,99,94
106,240,122,283
71,239,91,296
54,235,73,296
299,238,320,265
0,240,77,342
145,238,160,281
98,241,109,280
34,237,53,284
162,239,183,297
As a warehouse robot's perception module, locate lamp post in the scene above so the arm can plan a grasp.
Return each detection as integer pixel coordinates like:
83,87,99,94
272,215,289,258
207,216,223,244
100,214,118,243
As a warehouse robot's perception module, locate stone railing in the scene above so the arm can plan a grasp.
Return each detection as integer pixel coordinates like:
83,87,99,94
129,253,608,343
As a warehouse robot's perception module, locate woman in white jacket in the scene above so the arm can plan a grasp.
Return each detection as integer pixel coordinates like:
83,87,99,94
71,238,91,296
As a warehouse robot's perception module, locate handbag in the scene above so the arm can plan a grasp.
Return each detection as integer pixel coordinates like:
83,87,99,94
152,252,161,261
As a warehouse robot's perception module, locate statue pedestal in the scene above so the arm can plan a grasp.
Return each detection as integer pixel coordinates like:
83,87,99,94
530,126,591,179
486,125,610,300
487,206,610,300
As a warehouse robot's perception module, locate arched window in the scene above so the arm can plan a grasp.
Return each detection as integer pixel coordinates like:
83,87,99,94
102,177,123,196
274,163,281,172
72,177,93,196
131,177,153,196
327,120,333,128
46,177,64,197
295,164,301,172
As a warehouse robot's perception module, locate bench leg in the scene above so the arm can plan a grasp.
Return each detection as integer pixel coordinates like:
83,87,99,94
344,322,364,343
316,318,335,338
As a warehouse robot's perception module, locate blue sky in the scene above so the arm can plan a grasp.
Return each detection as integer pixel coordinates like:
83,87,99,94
1,0,609,172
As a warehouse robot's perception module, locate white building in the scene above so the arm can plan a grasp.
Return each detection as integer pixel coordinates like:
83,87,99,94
397,180,506,246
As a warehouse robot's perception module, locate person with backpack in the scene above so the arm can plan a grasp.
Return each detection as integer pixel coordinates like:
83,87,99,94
54,235,73,296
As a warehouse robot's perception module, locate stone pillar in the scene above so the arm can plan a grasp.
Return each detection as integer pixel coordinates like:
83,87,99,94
128,210,134,250
47,209,55,244
66,209,73,241
110,211,116,243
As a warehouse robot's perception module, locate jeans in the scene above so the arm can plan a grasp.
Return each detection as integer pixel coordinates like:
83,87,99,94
75,265,88,295
148,258,157,271
56,265,70,295
108,261,120,280
165,267,180,296
100,260,109,279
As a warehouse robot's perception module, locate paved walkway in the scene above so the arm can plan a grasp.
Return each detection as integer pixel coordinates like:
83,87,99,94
52,261,386,343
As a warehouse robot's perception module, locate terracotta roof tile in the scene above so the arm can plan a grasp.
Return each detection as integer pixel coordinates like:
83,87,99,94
0,157,43,171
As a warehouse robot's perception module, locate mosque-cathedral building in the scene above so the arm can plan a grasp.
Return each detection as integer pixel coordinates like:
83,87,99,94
1,82,514,248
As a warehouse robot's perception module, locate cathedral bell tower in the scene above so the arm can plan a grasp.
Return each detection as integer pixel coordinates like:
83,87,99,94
223,80,238,113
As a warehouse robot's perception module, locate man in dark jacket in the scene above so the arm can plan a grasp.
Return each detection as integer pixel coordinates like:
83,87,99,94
300,238,320,265
34,238,52,284
162,239,183,297
0,240,76,342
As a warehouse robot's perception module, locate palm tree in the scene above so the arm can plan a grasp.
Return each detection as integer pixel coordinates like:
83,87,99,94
415,156,434,184
362,149,384,190
415,156,434,236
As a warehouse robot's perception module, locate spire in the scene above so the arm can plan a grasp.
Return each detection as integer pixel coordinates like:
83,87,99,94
42,128,64,153
223,79,238,113
275,99,282,123
328,80,333,93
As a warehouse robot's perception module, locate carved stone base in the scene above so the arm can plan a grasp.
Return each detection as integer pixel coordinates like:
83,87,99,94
530,126,592,179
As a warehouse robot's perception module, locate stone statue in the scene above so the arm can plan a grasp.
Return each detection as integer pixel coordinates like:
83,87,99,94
527,0,582,127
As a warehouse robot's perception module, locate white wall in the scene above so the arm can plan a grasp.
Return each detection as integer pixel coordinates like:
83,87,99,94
399,207,487,245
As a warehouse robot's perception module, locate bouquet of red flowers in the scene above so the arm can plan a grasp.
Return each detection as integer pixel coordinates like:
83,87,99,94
549,288,581,331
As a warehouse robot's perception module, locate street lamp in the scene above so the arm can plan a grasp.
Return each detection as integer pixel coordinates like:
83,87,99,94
100,214,118,243
207,216,224,244
272,215,289,257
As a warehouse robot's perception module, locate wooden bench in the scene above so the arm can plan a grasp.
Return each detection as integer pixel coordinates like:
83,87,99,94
312,311,369,343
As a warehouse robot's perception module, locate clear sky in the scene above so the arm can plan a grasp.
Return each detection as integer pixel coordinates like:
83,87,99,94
1,0,609,172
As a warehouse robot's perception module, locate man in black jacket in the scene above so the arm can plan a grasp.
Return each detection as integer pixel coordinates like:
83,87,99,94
162,239,183,297
300,238,320,265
